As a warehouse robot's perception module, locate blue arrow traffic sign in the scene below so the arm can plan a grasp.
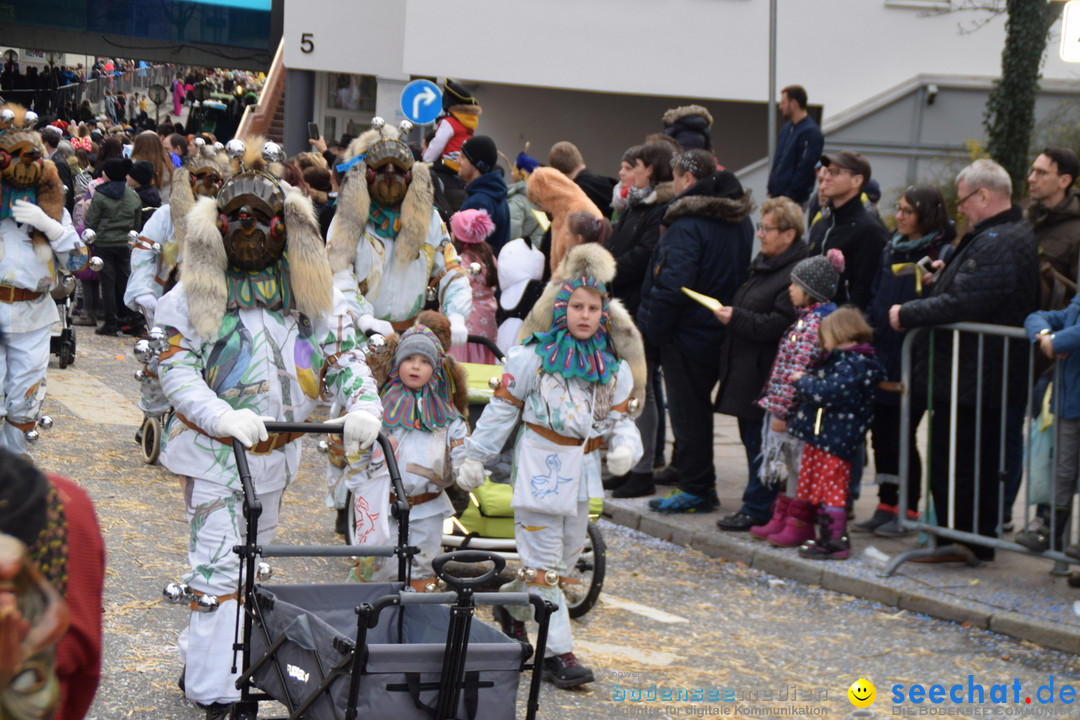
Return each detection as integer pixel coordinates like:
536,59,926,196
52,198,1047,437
400,80,442,125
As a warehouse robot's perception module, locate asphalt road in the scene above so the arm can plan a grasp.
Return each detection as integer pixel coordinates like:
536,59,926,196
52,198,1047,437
33,331,1080,720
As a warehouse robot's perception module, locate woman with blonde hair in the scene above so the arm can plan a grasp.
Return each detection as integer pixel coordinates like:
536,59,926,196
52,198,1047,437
132,131,175,204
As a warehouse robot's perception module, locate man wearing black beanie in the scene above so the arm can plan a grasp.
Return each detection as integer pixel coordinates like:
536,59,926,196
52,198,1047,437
458,135,511,254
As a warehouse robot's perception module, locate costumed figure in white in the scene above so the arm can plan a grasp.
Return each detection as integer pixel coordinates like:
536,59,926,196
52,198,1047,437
0,105,87,455
126,138,230,438
154,144,382,719
347,310,470,590
323,118,472,528
458,244,644,689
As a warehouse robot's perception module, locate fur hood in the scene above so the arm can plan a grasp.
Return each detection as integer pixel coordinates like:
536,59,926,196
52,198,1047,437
525,167,601,274
327,124,434,276
181,189,332,339
663,172,754,225
516,244,646,413
363,309,470,417
662,104,714,128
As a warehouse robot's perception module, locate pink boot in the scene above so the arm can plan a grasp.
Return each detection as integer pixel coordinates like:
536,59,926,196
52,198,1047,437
750,494,792,540
767,498,816,547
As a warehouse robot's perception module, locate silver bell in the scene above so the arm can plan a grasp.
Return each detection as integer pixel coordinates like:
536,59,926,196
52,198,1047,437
37,416,52,431
24,429,39,443
80,228,96,245
194,594,220,612
163,582,191,604
225,138,246,160
133,339,151,361
399,120,413,136
316,440,329,453
134,369,147,382
467,262,482,277
261,141,284,164
0,108,14,125
370,117,385,130
256,562,273,581
88,257,104,272
23,110,37,126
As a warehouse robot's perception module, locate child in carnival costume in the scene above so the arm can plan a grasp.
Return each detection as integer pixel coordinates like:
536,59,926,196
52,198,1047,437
125,137,232,440
324,118,472,527
458,244,643,689
347,310,470,589
154,144,383,719
0,105,88,455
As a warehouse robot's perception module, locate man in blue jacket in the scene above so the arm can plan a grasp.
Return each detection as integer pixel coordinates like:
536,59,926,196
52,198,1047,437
767,85,824,206
459,135,510,254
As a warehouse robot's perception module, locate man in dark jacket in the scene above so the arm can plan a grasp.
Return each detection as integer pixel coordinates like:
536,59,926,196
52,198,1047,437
638,166,754,513
85,157,142,336
806,150,887,309
549,141,616,219
891,158,1038,562
766,85,824,205
458,135,510,255
1026,146,1080,310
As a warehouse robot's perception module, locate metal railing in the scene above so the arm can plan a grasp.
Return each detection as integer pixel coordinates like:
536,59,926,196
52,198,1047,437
882,321,1079,575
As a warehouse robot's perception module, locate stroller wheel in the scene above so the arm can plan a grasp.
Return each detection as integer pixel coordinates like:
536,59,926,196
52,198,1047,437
565,520,606,619
140,416,162,464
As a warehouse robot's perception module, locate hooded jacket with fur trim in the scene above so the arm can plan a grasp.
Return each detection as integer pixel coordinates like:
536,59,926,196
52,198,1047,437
638,172,755,357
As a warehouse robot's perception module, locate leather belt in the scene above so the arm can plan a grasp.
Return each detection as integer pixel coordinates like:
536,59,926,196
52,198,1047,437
389,490,443,508
176,412,303,455
525,422,602,454
0,285,43,303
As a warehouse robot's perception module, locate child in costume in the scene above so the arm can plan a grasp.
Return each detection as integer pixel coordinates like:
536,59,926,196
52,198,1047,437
458,244,643,689
751,249,844,546
787,307,883,560
348,312,470,589
447,208,499,365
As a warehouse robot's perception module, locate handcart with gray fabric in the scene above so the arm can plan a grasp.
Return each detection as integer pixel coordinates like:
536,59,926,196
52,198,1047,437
226,422,554,720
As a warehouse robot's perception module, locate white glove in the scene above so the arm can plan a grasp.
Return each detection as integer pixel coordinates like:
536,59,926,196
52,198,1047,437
358,314,394,338
215,409,272,449
448,313,468,347
606,445,634,477
136,294,157,314
456,458,486,491
329,409,382,456
11,200,65,242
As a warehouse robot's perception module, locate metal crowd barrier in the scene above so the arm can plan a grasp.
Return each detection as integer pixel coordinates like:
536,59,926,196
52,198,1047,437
882,321,1080,576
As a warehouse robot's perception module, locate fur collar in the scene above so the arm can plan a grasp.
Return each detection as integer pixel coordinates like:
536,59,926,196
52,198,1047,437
326,162,434,275
182,190,332,339
664,191,754,225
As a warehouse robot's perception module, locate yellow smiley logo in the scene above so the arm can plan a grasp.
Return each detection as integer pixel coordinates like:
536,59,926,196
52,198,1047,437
848,678,876,708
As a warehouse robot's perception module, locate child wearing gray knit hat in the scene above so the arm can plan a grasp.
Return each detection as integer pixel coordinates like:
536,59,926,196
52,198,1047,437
790,248,846,303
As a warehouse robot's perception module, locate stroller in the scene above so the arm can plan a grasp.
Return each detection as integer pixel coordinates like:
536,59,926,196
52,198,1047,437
168,423,554,720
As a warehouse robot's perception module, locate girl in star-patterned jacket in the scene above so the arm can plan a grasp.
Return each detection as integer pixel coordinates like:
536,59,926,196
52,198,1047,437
787,307,884,560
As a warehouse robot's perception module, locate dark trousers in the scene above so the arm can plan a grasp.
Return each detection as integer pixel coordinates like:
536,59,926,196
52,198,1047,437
929,403,1013,560
737,415,771,520
870,402,923,512
660,346,718,497
96,245,132,328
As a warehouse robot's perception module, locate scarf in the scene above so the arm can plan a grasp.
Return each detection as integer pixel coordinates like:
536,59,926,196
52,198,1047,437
369,200,402,240
380,364,460,431
528,277,617,385
626,184,652,208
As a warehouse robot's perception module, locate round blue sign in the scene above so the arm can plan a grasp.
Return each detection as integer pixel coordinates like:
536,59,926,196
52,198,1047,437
400,80,443,125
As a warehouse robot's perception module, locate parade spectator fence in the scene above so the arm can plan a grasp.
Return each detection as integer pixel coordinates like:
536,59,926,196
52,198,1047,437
884,322,1078,576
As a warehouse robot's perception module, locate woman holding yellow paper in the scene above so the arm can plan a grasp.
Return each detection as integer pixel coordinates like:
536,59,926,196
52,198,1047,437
856,185,954,536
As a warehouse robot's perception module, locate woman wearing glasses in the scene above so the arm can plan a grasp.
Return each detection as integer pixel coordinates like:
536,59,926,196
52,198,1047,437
855,185,954,536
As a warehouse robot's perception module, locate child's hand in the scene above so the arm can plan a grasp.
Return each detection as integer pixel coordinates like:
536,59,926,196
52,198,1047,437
770,418,787,433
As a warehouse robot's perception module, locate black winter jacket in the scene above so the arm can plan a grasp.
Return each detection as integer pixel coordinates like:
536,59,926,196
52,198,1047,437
606,182,675,317
806,198,888,309
637,172,754,357
714,240,807,421
898,205,1038,408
